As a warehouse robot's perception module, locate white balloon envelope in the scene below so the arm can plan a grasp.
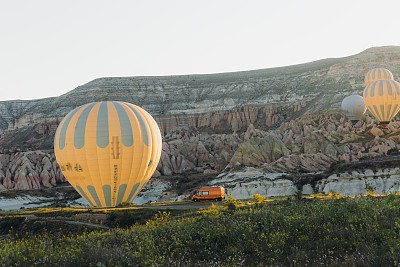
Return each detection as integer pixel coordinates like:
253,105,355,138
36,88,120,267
341,95,367,124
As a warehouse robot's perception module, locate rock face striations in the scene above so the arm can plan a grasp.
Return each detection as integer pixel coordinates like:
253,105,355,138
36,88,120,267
0,47,398,134
2,46,400,197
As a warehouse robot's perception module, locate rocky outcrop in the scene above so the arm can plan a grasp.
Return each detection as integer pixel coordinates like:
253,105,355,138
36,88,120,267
223,110,400,171
315,168,400,196
228,135,290,167
157,127,241,174
0,151,65,190
223,167,400,199
155,104,273,135
261,153,338,173
133,177,172,205
0,117,63,152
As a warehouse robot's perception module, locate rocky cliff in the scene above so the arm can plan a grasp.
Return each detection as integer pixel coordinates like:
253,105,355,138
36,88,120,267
2,46,400,144
1,46,400,199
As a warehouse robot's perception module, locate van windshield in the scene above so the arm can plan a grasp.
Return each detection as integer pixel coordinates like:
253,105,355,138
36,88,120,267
196,192,201,195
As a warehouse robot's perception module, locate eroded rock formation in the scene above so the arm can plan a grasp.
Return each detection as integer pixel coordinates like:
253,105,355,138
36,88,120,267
0,151,65,190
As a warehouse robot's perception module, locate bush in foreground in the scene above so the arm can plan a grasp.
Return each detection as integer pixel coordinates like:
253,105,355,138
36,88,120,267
2,195,400,266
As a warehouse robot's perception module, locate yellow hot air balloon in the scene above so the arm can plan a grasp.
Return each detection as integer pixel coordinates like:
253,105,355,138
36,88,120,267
54,101,162,207
363,80,400,127
365,68,393,86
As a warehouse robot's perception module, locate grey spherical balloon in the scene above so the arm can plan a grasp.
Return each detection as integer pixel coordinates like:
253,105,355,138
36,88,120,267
341,95,366,124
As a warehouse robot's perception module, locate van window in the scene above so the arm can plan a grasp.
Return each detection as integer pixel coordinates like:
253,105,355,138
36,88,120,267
202,191,209,195
196,192,201,196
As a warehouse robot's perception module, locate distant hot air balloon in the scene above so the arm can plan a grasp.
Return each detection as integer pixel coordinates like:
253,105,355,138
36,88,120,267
363,80,400,127
365,68,394,86
341,95,366,124
54,101,162,207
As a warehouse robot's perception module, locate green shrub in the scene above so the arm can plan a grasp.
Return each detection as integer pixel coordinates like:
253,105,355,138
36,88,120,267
198,203,220,216
222,194,242,213
106,210,139,228
0,216,25,234
146,211,170,227
252,194,266,207
222,194,241,207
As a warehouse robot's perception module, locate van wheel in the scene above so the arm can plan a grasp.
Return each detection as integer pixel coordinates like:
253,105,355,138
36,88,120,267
217,197,222,201
214,198,219,202
193,198,198,202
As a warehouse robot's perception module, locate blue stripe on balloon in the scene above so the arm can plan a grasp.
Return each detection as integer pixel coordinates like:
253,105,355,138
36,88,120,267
370,82,375,97
116,184,127,205
372,69,377,80
373,105,383,121
127,183,141,202
386,80,393,96
378,80,383,96
59,107,82,150
380,105,386,121
87,185,102,207
76,185,94,206
378,68,382,79
389,104,399,120
125,104,149,146
97,102,109,148
112,102,133,147
74,103,96,149
386,69,391,79
364,84,369,98
386,104,392,121
384,69,389,79
54,124,60,150
103,185,112,207
367,106,374,117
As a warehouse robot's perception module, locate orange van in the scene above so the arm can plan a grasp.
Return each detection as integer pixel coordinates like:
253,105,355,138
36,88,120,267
192,186,225,202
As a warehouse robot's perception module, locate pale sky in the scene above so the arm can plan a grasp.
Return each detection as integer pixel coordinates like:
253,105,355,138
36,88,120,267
1,0,400,101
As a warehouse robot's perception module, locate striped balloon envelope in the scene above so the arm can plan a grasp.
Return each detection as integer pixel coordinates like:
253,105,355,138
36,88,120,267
54,101,162,207
363,80,400,127
365,68,394,86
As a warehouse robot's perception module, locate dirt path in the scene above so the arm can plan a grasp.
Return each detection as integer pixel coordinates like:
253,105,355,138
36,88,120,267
141,202,223,210
20,214,111,229
59,220,111,229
